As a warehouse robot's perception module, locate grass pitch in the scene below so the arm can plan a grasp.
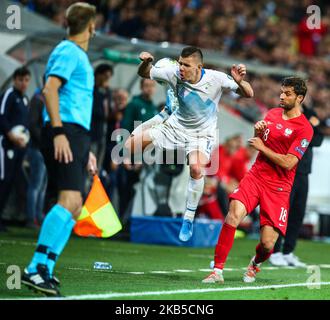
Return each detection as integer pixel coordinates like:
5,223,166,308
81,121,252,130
1,227,330,300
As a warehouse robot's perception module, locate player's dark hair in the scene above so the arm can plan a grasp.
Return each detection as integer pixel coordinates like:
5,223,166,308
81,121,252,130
181,46,203,62
94,64,113,76
65,2,96,36
13,67,31,79
282,77,307,98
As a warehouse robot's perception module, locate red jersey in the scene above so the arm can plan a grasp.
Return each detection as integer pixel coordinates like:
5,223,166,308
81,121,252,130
250,108,313,191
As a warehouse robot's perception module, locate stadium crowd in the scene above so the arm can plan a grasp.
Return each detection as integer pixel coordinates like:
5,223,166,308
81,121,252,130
16,0,330,132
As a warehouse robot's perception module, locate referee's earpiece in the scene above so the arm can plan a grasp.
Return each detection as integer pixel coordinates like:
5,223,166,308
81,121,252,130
90,29,96,38
89,23,96,38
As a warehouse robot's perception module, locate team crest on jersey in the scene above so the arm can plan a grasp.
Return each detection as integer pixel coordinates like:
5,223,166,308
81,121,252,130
204,82,212,90
276,123,283,130
301,139,309,148
284,128,293,137
23,97,28,106
7,150,14,159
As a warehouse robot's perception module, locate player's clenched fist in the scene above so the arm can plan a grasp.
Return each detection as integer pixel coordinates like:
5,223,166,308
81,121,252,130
254,120,267,134
231,64,247,84
139,52,154,63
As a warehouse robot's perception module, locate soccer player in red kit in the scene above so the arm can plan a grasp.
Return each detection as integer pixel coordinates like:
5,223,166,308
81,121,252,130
202,77,314,284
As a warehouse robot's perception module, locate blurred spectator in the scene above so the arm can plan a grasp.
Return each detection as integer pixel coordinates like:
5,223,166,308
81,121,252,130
229,143,257,182
121,79,158,133
90,63,113,170
25,87,48,229
0,67,31,232
197,176,225,221
119,79,157,217
213,134,242,193
208,134,241,218
102,88,129,199
297,16,328,56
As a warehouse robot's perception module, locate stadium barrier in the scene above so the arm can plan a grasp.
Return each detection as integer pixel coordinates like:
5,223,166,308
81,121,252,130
130,216,222,247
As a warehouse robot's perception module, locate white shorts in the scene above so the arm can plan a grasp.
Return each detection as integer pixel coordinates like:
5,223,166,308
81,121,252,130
148,118,215,160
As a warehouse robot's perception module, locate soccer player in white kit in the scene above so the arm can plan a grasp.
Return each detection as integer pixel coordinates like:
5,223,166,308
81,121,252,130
125,47,254,242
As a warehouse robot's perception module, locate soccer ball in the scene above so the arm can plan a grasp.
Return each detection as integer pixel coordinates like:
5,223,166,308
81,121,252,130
10,125,30,144
154,58,178,86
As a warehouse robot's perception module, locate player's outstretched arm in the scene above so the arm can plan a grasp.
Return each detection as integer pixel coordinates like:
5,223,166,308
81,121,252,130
248,137,299,170
231,64,254,98
137,52,154,78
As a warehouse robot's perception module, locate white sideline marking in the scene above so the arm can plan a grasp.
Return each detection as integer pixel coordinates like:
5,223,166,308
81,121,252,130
65,264,330,275
67,267,91,272
126,272,145,275
51,282,330,300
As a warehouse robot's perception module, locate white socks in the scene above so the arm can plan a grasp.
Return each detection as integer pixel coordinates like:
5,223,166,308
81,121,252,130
214,268,223,274
183,176,204,222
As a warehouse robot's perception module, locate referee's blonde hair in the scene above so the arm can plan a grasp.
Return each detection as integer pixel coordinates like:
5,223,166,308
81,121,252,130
65,2,96,36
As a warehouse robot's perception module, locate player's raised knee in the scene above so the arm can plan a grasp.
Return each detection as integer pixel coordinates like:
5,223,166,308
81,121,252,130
189,164,202,179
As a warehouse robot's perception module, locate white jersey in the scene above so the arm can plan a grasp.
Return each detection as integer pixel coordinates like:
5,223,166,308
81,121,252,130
150,63,239,133
164,87,179,115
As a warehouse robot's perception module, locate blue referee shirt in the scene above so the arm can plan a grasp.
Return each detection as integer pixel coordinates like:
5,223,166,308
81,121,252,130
43,40,94,130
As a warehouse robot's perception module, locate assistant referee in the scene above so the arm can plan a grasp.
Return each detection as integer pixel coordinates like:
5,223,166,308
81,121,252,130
22,2,97,296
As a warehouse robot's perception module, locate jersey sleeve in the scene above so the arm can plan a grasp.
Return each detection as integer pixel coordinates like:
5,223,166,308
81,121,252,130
287,124,314,160
213,71,239,91
150,64,177,86
46,44,79,84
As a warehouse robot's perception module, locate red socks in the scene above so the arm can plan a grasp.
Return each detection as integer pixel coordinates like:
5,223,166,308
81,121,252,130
214,224,274,269
254,243,273,264
214,223,236,270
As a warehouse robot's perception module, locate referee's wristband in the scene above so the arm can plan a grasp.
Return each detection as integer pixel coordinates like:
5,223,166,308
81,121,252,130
52,126,66,137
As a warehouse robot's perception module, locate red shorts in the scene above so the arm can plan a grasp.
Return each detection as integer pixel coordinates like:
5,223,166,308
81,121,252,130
229,172,291,236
